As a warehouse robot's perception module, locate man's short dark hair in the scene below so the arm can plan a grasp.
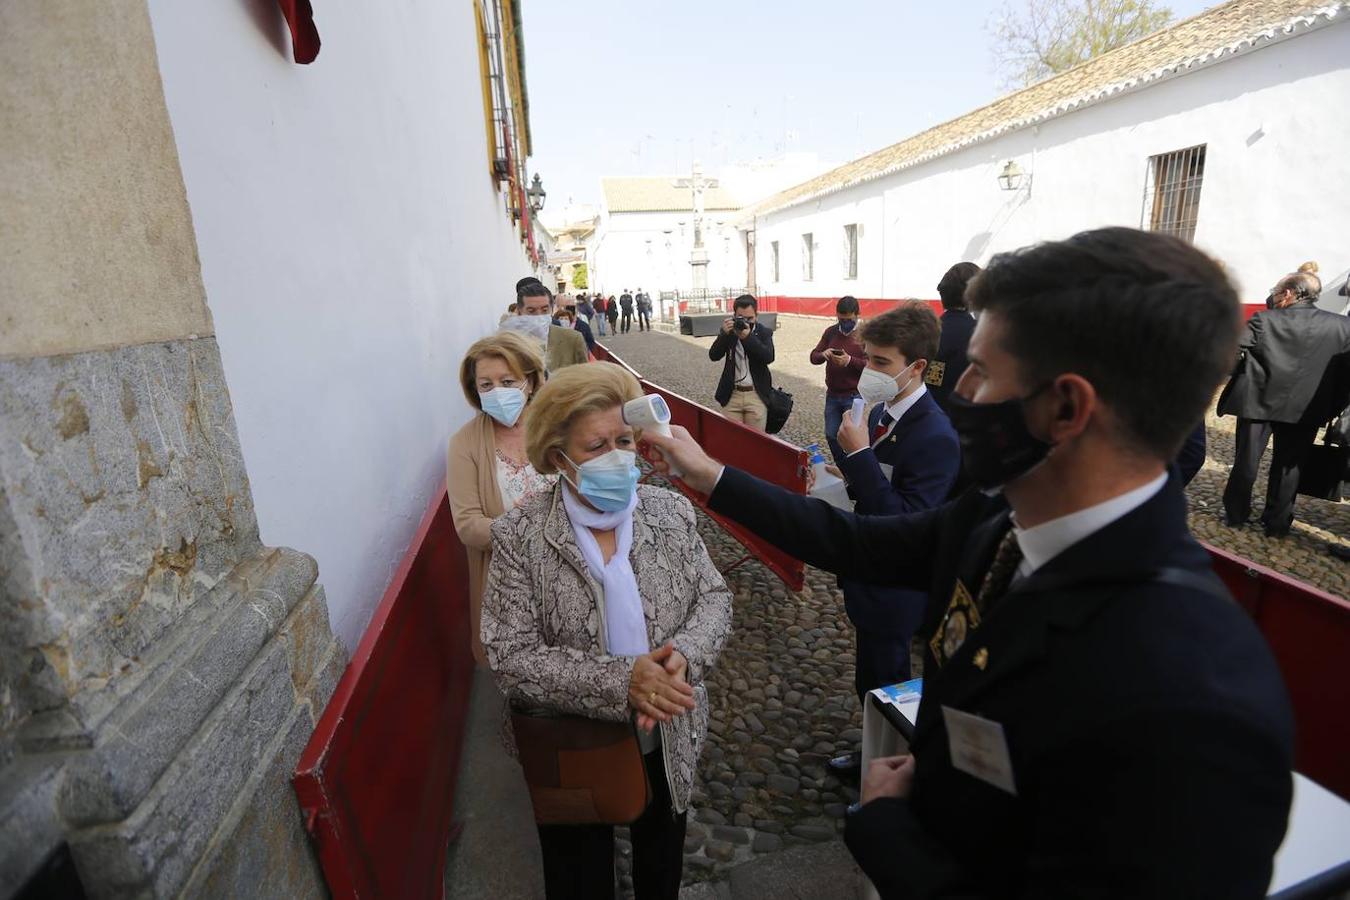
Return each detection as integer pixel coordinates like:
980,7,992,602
516,275,543,297
733,294,757,313
836,295,860,316
965,227,1239,461
859,301,940,365
518,282,553,305
937,262,982,311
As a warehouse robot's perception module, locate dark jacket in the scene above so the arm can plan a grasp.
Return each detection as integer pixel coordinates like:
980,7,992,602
709,323,775,407
707,467,1293,899
836,391,960,633
620,293,634,312
1218,303,1350,425
930,310,976,410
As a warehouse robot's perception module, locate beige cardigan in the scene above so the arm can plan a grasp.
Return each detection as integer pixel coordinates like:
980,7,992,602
447,412,503,664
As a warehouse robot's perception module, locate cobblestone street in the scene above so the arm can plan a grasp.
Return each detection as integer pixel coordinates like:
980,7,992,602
596,315,1349,890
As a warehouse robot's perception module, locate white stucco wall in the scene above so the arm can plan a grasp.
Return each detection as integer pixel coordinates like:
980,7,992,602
146,1,534,649
591,210,748,295
756,20,1350,305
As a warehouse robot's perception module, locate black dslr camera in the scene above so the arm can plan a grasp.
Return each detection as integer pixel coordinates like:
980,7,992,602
733,315,749,331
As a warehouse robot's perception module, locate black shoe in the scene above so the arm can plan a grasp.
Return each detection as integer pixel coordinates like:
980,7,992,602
827,752,862,775
1329,544,1350,561
1222,513,1246,527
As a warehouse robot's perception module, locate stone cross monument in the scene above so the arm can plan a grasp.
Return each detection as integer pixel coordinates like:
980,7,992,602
673,161,719,293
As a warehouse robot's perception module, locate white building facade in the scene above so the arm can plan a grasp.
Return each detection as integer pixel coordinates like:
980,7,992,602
146,0,542,649
751,1,1350,315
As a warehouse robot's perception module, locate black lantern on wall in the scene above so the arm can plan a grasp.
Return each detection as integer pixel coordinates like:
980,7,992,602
526,173,547,212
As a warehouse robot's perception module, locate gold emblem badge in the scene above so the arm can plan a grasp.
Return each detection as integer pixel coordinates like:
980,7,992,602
925,360,946,386
973,647,989,670
930,579,981,667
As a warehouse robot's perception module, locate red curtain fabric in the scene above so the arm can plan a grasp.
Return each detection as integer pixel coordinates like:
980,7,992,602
277,0,320,64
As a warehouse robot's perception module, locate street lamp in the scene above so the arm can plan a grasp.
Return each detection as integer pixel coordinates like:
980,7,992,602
997,160,1024,192
526,173,547,212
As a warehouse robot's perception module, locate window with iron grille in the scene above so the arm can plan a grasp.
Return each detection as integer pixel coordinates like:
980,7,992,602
771,240,780,282
843,224,858,280
1142,145,1206,242
802,233,814,282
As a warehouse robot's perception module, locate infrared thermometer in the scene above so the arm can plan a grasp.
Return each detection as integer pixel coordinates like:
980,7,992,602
623,394,681,478
850,397,867,427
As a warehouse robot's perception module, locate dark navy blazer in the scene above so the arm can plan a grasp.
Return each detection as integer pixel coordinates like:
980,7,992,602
835,389,960,634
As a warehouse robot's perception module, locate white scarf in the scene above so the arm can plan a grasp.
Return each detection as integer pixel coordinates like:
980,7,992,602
560,484,649,656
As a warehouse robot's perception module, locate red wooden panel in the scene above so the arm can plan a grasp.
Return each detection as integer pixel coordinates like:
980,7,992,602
1204,542,1350,801
294,488,474,899
593,344,809,592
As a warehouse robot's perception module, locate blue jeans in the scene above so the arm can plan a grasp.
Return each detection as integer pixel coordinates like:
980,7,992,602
824,393,858,463
595,315,608,336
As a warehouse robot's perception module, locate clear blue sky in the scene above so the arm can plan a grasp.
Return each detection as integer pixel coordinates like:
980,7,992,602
521,1,1215,210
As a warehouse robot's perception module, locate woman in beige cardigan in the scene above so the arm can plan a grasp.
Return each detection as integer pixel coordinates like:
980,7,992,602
447,331,554,663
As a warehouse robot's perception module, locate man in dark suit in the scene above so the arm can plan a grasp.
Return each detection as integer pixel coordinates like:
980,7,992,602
709,294,775,432
1219,269,1350,535
827,301,960,778
928,262,981,411
619,289,635,333
636,287,653,331
647,228,1293,898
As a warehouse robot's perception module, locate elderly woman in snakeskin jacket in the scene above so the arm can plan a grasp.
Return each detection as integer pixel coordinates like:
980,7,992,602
482,362,732,900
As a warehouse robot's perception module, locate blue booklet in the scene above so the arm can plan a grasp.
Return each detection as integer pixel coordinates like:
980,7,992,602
878,678,923,705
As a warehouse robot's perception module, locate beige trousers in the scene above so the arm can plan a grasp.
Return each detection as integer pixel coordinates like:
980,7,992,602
723,388,767,431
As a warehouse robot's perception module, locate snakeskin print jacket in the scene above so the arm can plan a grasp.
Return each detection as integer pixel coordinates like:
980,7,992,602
482,481,733,813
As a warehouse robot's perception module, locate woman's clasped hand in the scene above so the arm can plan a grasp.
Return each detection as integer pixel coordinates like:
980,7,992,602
629,643,695,732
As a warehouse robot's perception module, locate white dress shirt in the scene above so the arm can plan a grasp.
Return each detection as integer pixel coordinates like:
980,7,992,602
1011,471,1168,578
846,383,928,456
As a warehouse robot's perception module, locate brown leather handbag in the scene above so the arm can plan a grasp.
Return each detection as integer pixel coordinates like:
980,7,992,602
510,711,651,825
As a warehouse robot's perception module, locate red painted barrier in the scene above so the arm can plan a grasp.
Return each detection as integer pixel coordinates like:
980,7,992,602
1206,544,1350,801
294,488,474,899
757,296,942,319
593,344,809,593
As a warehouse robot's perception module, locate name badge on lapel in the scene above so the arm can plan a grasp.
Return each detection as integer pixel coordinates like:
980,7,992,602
942,706,1017,795
925,360,946,386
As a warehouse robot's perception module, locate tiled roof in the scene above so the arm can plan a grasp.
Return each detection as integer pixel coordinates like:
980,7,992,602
602,177,742,213
750,0,1348,218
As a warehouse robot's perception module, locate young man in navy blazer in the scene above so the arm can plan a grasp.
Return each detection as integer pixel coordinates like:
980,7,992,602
645,229,1293,899
826,302,960,778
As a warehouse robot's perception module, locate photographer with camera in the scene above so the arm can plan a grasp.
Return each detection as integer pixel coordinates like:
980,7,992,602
709,294,775,432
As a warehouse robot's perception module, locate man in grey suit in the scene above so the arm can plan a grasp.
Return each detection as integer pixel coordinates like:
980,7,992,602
1219,269,1350,535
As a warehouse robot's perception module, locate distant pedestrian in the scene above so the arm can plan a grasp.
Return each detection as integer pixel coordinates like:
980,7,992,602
929,262,981,411
620,289,635,334
809,295,865,462
592,295,609,336
636,288,653,332
1219,268,1350,535
709,294,774,431
606,295,619,333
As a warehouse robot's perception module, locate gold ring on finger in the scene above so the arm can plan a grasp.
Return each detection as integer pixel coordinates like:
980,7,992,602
649,691,657,704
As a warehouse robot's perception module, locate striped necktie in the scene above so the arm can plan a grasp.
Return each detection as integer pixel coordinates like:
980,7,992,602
976,528,1023,613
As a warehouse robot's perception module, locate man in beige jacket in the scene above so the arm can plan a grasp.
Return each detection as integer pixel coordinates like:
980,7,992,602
514,278,587,374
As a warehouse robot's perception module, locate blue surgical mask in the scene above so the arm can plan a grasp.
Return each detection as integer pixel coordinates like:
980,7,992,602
837,319,857,334
562,448,639,512
479,387,527,427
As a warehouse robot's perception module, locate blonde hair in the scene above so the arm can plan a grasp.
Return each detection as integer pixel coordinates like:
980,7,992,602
458,331,545,410
1298,261,1319,275
525,362,642,474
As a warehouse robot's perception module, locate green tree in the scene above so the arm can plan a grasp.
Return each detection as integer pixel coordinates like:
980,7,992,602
990,0,1174,89
570,263,588,290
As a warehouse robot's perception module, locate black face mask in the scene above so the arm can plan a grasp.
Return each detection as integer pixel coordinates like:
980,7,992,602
946,385,1053,491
